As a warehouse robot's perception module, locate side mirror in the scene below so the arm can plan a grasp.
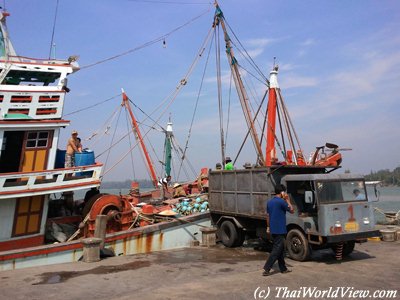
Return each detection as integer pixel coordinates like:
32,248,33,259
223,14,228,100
305,191,314,204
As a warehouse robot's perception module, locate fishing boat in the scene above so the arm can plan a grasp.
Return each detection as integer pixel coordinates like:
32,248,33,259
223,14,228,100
0,10,210,271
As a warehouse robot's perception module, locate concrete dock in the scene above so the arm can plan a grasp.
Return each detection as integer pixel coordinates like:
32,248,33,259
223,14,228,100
1,240,399,300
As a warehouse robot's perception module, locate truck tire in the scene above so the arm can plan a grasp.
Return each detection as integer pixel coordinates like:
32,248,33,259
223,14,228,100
286,229,310,261
342,241,355,256
218,220,242,248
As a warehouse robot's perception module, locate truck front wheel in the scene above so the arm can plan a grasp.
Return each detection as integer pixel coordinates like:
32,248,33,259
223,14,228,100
218,220,244,247
286,229,310,261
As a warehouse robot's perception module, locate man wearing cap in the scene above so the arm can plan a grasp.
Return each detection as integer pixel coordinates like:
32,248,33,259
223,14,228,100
224,157,234,170
173,183,186,198
65,130,82,168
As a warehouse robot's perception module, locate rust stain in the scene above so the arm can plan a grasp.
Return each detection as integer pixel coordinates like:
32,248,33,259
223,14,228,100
145,233,153,253
136,233,143,253
122,238,127,255
158,232,164,251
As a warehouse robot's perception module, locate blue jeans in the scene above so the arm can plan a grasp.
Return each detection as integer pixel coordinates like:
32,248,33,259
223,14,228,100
264,234,287,272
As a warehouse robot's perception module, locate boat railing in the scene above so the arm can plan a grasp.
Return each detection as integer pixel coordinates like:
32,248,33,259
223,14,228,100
0,90,66,119
1,55,76,67
0,163,103,199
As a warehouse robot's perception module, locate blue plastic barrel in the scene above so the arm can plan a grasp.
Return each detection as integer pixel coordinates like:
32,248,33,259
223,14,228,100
55,149,66,168
75,150,95,166
75,150,95,177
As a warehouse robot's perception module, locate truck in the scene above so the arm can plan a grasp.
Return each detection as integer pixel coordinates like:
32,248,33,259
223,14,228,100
208,6,380,261
208,166,381,261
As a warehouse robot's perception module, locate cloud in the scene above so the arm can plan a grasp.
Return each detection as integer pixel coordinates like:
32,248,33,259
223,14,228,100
246,38,275,48
300,38,316,47
279,63,297,71
242,38,277,58
280,75,319,89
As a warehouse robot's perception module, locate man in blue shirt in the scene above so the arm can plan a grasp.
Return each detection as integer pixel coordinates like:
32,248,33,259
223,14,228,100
263,184,294,276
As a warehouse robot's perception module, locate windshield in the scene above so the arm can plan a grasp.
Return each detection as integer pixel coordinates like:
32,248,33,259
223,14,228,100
316,180,367,203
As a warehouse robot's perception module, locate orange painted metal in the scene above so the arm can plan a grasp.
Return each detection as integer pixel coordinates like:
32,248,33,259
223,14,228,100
314,152,342,167
265,87,277,166
0,234,44,252
121,91,158,188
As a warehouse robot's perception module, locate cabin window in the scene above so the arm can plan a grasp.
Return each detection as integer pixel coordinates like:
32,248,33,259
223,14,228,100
3,70,61,86
12,196,44,236
26,131,49,148
316,180,367,203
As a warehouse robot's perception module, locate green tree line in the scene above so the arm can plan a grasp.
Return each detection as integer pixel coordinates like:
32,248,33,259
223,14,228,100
365,166,400,186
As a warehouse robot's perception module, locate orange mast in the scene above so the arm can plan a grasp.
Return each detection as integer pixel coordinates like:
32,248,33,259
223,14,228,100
121,89,158,188
265,66,279,166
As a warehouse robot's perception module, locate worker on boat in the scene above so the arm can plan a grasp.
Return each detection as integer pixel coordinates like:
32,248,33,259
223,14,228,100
353,189,366,200
158,175,171,200
224,157,234,170
173,183,187,198
77,137,83,152
65,130,82,168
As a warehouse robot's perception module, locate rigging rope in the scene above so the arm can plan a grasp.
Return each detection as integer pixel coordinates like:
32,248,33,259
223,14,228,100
233,89,268,165
173,135,196,178
225,20,269,84
64,94,121,117
48,0,59,59
178,27,214,179
80,7,211,70
85,104,121,147
102,106,123,175
129,0,211,4
278,89,304,156
128,99,165,133
224,72,233,149
125,111,137,179
215,24,226,164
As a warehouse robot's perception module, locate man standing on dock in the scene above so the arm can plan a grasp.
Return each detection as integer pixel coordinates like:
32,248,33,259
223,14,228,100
263,184,294,276
65,130,82,168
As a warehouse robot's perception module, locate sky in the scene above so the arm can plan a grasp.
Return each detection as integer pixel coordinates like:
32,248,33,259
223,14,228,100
4,0,400,182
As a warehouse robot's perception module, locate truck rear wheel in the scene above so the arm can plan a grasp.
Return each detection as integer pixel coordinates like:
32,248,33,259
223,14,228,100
343,241,355,256
286,229,310,261
218,220,244,247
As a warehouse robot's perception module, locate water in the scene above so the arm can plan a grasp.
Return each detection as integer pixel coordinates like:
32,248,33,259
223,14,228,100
369,186,400,224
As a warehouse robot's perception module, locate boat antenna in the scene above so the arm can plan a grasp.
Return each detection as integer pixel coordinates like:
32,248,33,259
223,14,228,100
48,0,60,59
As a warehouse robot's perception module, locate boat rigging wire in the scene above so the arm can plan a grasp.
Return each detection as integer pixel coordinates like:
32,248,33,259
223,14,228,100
128,99,165,133
103,106,123,174
129,0,211,4
125,111,137,179
224,72,233,150
233,88,268,165
215,24,226,164
225,20,269,84
278,89,304,157
80,7,211,70
178,27,214,179
64,94,121,116
86,105,121,148
48,0,59,59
